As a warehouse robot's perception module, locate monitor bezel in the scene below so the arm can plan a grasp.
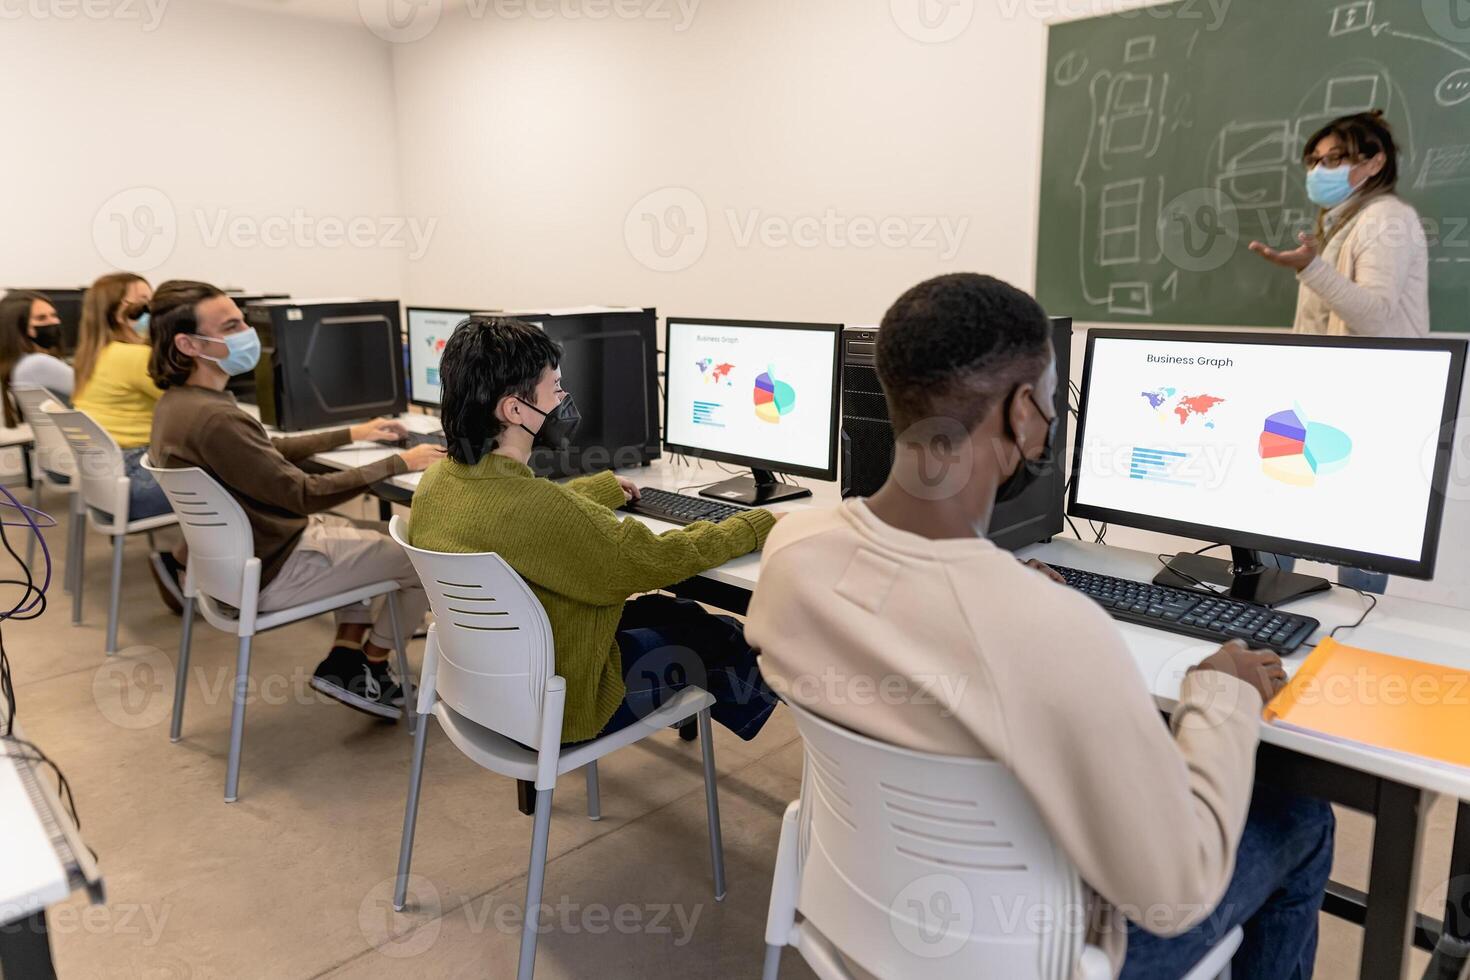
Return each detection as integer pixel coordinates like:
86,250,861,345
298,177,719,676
404,306,476,408
1067,328,1468,580
663,317,843,482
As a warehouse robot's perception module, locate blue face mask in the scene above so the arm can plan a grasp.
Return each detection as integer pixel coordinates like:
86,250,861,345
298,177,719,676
1305,163,1360,208
132,311,151,336
192,328,261,377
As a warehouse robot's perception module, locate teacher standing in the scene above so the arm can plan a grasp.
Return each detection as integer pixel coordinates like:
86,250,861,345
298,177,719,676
1250,110,1428,337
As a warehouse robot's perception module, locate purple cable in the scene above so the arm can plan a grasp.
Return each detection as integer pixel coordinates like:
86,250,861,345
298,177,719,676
0,485,53,615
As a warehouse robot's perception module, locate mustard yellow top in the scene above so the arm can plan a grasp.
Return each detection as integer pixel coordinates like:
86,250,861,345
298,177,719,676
74,342,162,449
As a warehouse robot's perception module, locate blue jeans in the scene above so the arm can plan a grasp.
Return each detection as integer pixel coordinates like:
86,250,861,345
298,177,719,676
122,447,172,522
585,594,779,743
1267,554,1388,595
1120,788,1335,980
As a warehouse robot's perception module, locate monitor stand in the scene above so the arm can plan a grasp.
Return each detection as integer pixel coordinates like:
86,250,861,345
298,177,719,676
699,468,811,507
1154,547,1331,608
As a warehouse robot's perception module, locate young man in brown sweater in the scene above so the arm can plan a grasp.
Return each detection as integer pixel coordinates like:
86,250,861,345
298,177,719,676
146,281,445,720
747,273,1335,978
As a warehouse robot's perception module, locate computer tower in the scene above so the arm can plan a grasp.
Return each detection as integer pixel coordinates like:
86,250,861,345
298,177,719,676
840,317,1073,551
502,308,662,480
247,299,406,431
10,288,84,356
225,293,289,404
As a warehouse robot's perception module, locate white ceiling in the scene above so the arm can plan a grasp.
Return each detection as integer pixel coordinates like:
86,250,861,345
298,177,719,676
203,0,475,26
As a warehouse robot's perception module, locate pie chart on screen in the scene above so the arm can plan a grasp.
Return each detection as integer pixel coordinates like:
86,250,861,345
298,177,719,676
754,366,796,424
1258,406,1352,487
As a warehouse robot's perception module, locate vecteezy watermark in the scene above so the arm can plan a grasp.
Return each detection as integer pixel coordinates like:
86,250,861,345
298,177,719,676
624,187,969,272
0,0,170,31
358,876,703,958
1423,0,1470,44
0,901,172,946
93,187,178,273
194,208,438,261
763,667,970,718
1158,188,1241,274
889,874,975,958
1423,415,1470,502
360,0,700,43
890,0,974,43
92,646,175,730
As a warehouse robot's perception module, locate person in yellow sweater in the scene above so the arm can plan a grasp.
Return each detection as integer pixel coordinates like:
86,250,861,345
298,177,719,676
73,272,185,610
409,316,780,744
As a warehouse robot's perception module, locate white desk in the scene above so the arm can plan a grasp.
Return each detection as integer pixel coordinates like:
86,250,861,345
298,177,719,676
304,447,1466,978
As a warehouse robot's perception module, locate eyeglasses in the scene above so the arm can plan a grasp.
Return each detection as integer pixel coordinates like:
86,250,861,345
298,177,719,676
1304,150,1357,170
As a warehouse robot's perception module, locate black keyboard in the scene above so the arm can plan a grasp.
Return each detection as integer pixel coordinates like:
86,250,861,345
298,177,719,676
1051,564,1319,655
624,487,756,526
392,431,447,450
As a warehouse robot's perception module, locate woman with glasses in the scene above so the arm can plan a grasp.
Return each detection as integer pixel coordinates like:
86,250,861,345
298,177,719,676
1249,110,1427,338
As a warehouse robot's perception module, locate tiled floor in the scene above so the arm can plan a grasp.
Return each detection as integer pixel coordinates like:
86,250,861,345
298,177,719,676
2,494,1454,979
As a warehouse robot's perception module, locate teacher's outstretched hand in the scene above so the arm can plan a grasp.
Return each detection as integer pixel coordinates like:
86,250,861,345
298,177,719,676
1249,232,1318,272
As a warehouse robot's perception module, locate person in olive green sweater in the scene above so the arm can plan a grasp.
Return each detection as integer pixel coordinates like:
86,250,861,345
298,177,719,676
409,316,780,744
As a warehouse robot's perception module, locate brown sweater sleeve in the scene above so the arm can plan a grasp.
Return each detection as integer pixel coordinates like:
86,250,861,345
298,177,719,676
201,412,407,516
271,428,353,462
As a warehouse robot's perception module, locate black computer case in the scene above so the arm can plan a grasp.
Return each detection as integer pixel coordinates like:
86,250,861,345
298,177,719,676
247,298,406,431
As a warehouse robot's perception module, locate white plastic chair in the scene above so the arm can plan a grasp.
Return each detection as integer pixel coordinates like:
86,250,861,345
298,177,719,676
387,515,726,980
44,405,178,654
10,386,79,588
762,702,1242,980
143,460,416,803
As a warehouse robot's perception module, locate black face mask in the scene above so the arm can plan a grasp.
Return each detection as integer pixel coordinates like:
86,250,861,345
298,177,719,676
995,388,1059,504
30,324,61,351
518,393,581,449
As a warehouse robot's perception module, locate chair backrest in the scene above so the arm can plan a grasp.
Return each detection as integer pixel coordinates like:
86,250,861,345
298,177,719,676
44,406,126,521
10,386,75,481
389,515,555,749
784,702,1087,980
140,460,256,609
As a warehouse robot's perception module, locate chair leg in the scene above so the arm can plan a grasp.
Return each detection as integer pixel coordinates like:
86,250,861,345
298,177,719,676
584,762,601,822
169,596,195,743
697,707,727,901
224,635,254,803
393,713,432,912
517,788,555,980
385,592,415,734
62,495,78,595
762,944,783,980
25,479,39,571
105,533,125,655
71,523,86,625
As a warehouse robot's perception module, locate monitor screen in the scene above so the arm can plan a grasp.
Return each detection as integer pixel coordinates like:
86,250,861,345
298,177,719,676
407,307,473,406
1069,330,1466,576
664,318,841,479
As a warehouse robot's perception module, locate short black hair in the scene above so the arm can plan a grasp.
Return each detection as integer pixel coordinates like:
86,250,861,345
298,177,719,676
876,273,1051,436
440,316,562,464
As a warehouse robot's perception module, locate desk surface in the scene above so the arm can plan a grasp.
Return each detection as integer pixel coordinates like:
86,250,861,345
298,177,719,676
303,429,1470,802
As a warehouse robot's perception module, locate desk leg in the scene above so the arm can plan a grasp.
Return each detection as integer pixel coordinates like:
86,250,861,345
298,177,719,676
20,444,33,491
1424,800,1470,980
378,497,392,522
1363,781,1428,980
0,911,58,980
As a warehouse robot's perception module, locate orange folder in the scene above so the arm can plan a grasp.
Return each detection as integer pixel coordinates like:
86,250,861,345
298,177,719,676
1263,637,1470,772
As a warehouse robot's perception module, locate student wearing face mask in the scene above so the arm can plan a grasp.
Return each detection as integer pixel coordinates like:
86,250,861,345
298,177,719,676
0,290,75,426
1249,111,1416,594
408,316,781,745
748,274,1335,980
1249,110,1427,338
147,280,445,719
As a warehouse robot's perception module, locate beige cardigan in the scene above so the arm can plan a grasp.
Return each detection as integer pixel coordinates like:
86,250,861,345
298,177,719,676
1294,193,1429,337
747,499,1262,978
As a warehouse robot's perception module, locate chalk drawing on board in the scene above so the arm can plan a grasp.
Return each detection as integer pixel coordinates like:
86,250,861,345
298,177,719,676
1324,75,1380,113
1104,110,1153,155
1110,74,1154,112
1108,282,1152,316
1218,121,1292,172
1054,50,1089,87
1217,167,1289,208
1328,1,1373,37
1185,29,1201,60
1124,35,1156,63
1099,179,1146,266
1417,145,1470,189
1437,69,1470,107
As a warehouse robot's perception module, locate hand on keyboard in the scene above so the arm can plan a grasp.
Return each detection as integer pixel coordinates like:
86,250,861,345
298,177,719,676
351,417,410,443
1191,639,1288,704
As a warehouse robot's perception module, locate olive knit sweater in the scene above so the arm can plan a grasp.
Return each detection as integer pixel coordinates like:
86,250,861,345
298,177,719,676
409,454,776,741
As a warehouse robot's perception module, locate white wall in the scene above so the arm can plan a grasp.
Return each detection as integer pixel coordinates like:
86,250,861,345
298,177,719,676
389,0,1058,321
0,1,406,298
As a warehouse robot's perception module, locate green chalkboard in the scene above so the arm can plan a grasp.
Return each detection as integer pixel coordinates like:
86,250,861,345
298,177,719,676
1035,0,1470,330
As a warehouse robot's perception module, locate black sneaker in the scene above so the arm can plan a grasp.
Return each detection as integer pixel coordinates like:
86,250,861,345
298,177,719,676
149,551,185,616
310,647,403,720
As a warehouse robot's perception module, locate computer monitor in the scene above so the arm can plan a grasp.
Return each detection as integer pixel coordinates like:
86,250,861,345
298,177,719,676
664,317,842,506
405,307,474,407
1068,329,1467,606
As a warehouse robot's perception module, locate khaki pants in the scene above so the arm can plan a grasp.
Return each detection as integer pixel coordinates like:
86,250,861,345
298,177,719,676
258,514,428,650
